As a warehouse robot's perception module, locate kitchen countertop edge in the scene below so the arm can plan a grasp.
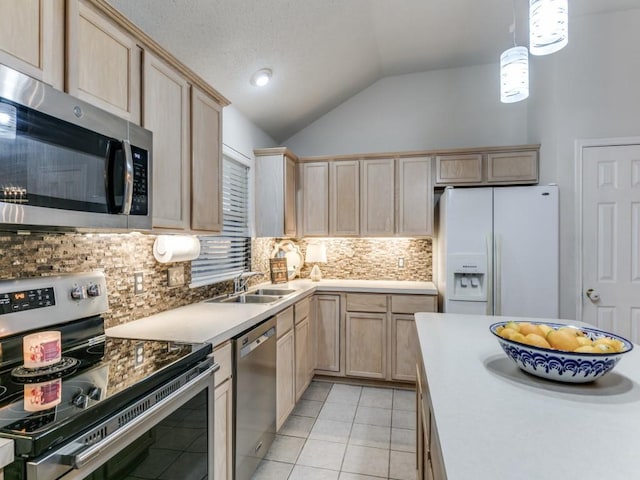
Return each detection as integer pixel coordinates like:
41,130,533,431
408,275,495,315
106,279,437,346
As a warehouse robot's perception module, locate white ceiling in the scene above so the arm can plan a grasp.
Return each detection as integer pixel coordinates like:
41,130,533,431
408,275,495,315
107,0,640,143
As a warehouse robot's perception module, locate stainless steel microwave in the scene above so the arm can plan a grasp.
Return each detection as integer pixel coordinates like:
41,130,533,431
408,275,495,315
0,64,152,231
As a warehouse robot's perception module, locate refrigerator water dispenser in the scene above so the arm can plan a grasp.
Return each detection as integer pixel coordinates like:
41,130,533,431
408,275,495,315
447,254,487,301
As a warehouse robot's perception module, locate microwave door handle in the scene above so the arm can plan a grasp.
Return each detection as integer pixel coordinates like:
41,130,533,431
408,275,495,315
121,140,134,215
105,139,122,213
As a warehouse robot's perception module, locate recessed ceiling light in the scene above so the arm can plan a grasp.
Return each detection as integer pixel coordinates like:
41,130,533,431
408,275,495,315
250,68,272,87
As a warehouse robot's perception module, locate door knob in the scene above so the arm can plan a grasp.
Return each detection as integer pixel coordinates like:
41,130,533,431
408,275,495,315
586,289,600,302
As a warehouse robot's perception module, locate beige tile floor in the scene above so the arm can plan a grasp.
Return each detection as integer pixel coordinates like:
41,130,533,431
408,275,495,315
252,381,417,480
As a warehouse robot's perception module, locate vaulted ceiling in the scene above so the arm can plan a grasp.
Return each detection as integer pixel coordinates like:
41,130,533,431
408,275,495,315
107,0,640,142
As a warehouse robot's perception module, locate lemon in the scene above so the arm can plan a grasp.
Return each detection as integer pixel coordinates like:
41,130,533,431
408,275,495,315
519,323,545,337
538,324,553,336
510,332,526,344
523,333,551,349
593,343,615,354
558,326,584,337
574,345,599,353
504,321,520,332
547,329,580,351
576,336,593,347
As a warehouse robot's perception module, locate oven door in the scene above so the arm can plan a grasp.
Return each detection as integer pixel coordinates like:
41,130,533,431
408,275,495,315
21,362,217,480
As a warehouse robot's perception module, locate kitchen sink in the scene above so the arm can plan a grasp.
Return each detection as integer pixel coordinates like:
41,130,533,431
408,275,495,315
207,294,282,304
250,288,297,297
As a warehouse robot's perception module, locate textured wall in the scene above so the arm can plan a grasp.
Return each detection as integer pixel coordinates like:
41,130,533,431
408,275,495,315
0,232,230,329
253,237,432,282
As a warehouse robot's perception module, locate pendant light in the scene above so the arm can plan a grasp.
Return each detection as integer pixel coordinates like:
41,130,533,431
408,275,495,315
500,2,529,104
500,46,529,103
529,0,568,55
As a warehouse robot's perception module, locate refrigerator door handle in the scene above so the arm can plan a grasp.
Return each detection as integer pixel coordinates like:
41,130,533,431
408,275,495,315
495,235,502,316
486,235,493,316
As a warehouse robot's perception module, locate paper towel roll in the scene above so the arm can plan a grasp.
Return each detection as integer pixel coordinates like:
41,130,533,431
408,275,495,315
153,235,201,263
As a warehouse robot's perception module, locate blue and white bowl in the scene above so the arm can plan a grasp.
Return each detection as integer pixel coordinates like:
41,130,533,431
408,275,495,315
490,321,633,383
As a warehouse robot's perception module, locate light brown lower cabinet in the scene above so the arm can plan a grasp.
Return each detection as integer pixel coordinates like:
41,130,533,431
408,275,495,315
276,328,295,430
346,312,387,379
314,295,341,373
294,317,311,400
417,358,447,480
213,341,233,480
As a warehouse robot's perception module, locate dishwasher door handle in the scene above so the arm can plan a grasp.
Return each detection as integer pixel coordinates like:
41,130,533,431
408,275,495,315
240,326,276,358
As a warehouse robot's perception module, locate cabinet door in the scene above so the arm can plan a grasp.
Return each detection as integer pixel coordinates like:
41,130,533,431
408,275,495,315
398,157,433,236
67,0,141,122
295,317,310,401
191,87,223,232
302,162,329,236
486,150,538,184
0,0,64,89
390,314,419,382
361,159,395,236
315,295,341,373
214,379,233,480
276,329,295,431
143,51,190,230
330,160,359,236
346,312,386,379
284,156,297,237
435,154,482,185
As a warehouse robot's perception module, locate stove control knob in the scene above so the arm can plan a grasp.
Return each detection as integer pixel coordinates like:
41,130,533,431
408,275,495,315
86,284,101,298
72,393,89,409
87,386,102,401
70,286,86,301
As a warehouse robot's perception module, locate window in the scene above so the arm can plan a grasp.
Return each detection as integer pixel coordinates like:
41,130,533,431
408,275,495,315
191,155,250,287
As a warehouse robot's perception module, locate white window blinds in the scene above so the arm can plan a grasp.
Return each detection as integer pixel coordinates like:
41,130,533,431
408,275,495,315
190,156,250,287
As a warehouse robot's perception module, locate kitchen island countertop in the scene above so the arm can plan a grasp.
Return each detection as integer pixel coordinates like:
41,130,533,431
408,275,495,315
415,312,640,480
106,279,436,346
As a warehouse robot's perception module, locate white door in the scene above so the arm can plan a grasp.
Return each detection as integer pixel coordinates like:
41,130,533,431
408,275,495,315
581,144,640,342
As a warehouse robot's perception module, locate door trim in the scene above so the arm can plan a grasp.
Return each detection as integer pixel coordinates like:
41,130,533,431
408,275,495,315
574,136,640,321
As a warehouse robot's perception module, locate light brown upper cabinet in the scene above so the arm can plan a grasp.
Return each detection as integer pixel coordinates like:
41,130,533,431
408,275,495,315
0,0,64,89
301,162,329,236
255,148,298,238
330,160,360,236
435,146,539,186
435,153,482,185
191,87,223,232
397,157,433,236
486,150,538,183
361,158,395,236
143,51,191,230
67,0,141,123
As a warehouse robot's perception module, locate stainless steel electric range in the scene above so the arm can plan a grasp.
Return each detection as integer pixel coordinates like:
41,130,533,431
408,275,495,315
0,272,217,480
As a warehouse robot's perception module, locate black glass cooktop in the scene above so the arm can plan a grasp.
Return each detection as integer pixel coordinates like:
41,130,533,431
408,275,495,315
0,318,211,458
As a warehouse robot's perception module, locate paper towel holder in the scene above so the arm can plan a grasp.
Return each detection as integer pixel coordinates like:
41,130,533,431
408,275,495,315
153,235,201,263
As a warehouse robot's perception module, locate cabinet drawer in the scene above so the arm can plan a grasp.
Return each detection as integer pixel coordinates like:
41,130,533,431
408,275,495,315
391,295,437,314
295,297,311,324
213,341,232,387
346,293,387,313
277,306,294,337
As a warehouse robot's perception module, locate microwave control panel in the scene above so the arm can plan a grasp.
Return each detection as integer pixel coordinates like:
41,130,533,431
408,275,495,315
131,145,149,216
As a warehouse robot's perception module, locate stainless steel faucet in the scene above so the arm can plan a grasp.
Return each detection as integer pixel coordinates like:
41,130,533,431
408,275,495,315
233,272,264,294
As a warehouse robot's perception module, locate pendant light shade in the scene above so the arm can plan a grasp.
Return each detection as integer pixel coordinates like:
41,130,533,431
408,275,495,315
529,0,568,55
500,46,529,103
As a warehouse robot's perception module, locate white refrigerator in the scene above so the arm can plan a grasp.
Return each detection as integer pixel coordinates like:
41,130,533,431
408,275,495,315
436,185,559,318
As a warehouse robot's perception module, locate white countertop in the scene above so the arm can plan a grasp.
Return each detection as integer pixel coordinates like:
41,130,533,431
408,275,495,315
106,279,436,346
415,312,640,480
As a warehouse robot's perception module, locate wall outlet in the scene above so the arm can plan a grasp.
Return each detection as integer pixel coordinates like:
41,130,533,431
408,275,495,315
134,272,144,294
134,343,144,368
398,257,405,269
167,266,185,287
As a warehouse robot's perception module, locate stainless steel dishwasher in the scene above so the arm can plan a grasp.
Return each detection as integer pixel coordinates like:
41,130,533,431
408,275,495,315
234,316,277,480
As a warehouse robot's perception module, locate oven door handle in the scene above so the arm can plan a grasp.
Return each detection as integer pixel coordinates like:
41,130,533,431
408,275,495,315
61,362,219,470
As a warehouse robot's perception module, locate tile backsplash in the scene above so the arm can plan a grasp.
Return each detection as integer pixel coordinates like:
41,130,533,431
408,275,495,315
0,232,432,329
0,231,229,329
253,237,432,282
